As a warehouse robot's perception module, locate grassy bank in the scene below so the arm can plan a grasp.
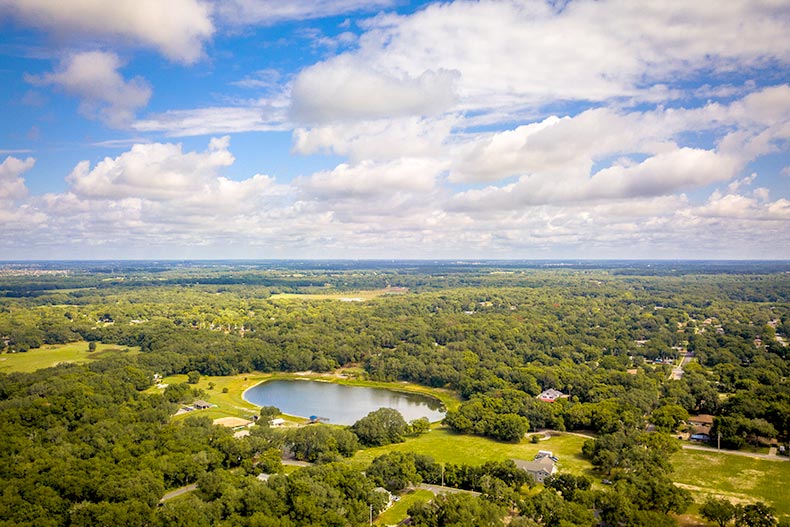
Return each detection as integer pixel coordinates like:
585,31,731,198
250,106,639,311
0,341,140,373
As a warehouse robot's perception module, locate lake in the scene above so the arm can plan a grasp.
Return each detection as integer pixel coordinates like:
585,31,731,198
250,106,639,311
243,379,446,425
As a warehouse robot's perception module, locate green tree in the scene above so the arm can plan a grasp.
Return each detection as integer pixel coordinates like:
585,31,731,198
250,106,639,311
351,407,408,446
700,497,736,527
186,370,200,384
736,502,777,527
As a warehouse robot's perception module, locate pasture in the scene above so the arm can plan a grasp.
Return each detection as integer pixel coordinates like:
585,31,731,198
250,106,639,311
671,449,790,517
0,341,140,373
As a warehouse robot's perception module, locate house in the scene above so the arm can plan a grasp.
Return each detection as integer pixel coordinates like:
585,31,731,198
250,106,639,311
513,457,557,483
688,414,714,440
193,400,212,410
270,418,285,427
536,388,569,403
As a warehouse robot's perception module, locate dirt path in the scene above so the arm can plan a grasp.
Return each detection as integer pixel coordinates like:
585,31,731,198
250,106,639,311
417,483,480,496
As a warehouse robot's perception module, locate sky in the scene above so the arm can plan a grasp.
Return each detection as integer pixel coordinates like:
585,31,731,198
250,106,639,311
0,0,789,260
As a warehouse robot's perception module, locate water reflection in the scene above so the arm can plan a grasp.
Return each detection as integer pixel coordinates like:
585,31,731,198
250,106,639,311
243,379,446,425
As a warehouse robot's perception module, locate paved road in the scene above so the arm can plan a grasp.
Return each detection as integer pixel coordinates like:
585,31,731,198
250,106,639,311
418,484,480,496
682,444,788,461
159,483,197,503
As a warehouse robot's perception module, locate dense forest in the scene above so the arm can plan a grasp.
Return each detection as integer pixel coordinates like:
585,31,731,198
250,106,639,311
0,261,788,526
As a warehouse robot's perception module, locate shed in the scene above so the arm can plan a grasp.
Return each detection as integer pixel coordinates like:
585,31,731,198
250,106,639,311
193,400,212,410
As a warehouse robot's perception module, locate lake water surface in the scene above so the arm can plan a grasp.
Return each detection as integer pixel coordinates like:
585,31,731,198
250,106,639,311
243,379,446,425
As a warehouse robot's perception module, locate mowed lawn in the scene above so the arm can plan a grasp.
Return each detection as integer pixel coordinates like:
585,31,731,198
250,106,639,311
150,373,273,421
353,427,593,476
671,449,790,517
375,489,433,526
0,341,140,373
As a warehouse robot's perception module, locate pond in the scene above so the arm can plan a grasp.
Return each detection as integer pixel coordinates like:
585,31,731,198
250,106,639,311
243,379,446,425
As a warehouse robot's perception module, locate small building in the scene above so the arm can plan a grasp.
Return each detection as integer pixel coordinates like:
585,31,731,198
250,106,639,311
688,414,714,427
514,457,557,484
536,389,569,403
193,400,212,410
270,418,285,427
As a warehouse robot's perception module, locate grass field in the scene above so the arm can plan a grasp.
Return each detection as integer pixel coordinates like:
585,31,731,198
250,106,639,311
353,427,593,475
672,450,790,518
0,341,140,373
269,288,407,302
151,372,273,421
375,489,433,525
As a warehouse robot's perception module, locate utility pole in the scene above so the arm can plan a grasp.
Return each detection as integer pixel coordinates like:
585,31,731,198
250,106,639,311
441,463,445,487
369,503,372,526
718,431,721,450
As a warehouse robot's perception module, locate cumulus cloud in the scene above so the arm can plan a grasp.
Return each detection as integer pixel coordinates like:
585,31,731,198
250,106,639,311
297,157,445,200
216,0,394,25
292,116,457,162
450,147,740,211
0,156,35,200
0,0,213,63
65,136,234,200
291,57,459,123
27,51,151,127
289,0,789,119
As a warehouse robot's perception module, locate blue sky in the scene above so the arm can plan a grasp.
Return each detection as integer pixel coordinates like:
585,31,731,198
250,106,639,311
1,0,788,260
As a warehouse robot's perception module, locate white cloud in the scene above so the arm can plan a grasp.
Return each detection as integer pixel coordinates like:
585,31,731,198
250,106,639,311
297,157,445,200
0,156,35,200
27,51,151,127
133,104,288,136
290,0,789,120
291,57,459,123
0,0,213,63
451,147,740,211
697,191,790,221
216,0,394,25
292,116,457,162
65,136,234,200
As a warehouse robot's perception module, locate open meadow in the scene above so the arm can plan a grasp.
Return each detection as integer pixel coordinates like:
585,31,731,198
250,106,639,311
671,449,790,517
0,341,140,373
353,426,593,475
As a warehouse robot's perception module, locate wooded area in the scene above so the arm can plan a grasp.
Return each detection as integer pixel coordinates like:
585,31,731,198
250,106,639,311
0,261,787,526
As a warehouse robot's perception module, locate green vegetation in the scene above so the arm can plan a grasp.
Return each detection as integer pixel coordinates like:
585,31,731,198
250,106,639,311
0,340,139,373
672,450,790,516
0,260,788,526
353,427,593,474
374,489,433,525
269,288,407,302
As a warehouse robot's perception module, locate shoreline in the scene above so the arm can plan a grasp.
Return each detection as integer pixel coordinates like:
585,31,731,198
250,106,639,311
241,373,451,424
